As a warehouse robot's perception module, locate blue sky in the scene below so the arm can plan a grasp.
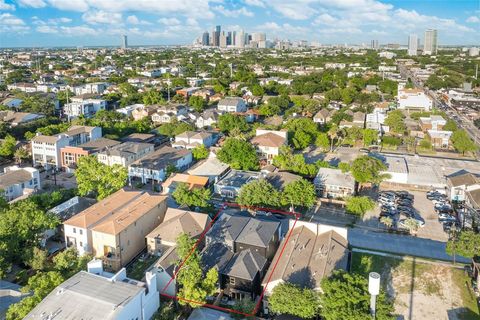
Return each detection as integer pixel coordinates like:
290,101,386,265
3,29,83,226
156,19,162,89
0,0,478,47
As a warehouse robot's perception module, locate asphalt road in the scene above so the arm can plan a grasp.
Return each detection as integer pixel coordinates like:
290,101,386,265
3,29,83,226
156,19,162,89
348,228,470,264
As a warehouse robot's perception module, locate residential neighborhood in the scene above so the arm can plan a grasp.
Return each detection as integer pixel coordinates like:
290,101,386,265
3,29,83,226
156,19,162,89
0,3,479,320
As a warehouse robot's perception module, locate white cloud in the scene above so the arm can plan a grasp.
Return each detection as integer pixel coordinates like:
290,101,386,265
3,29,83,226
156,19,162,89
244,0,265,7
82,10,122,24
126,15,151,25
214,5,254,17
46,0,89,12
17,0,46,8
0,0,15,10
36,25,57,33
0,13,29,33
36,23,97,36
466,16,480,23
158,17,180,25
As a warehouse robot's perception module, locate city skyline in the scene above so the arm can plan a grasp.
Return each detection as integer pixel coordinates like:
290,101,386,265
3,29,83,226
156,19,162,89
0,0,479,47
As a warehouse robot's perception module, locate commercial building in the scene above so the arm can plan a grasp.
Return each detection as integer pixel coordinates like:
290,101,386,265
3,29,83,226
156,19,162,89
63,188,167,270
121,34,128,49
397,83,432,111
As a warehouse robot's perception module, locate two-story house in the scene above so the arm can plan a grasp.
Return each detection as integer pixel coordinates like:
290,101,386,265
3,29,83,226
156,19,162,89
128,146,193,185
131,105,156,121
217,97,247,113
0,166,40,201
151,104,188,124
250,129,288,164
97,142,154,167
63,96,107,119
172,131,214,149
63,188,167,271
196,110,220,129
313,109,333,124
313,167,356,199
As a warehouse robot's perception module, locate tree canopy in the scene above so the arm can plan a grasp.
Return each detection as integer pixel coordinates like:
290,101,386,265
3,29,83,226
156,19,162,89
345,196,376,217
237,179,280,208
74,155,127,200
451,130,477,155
268,282,320,319
172,182,211,208
217,138,259,171
218,113,249,133
446,230,480,258
351,155,389,186
384,110,406,135
281,179,316,208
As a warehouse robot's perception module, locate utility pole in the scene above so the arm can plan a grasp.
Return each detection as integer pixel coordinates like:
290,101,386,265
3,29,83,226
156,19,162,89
476,64,478,80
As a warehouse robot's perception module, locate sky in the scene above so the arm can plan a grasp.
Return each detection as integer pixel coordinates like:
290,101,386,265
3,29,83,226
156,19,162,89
0,0,479,48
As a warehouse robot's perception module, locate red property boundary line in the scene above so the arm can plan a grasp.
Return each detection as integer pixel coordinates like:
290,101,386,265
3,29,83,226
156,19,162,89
159,202,300,317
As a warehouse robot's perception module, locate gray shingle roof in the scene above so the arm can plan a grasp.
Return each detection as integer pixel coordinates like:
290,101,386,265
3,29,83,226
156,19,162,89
235,218,280,248
222,249,267,281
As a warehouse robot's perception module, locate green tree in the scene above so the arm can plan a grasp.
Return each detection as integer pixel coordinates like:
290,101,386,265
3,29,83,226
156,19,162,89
143,89,165,105
157,120,195,137
172,183,211,208
384,110,405,135
14,147,29,164
175,233,218,308
53,247,91,278
328,124,339,152
272,146,318,177
192,144,209,160
269,282,320,319
189,95,207,112
218,113,249,133
217,138,259,170
451,130,477,155
362,128,378,146
351,155,389,189
237,179,280,208
338,162,351,173
401,217,420,234
446,230,480,258
0,134,17,158
251,84,265,96
230,299,256,319
281,179,316,209
27,247,49,271
74,155,127,200
345,196,375,217
380,216,394,229
320,270,394,320
443,119,458,132
315,133,330,151
284,118,320,150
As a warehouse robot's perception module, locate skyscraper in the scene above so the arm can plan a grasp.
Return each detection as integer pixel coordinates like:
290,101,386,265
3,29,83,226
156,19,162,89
232,31,236,46
215,25,221,47
252,32,266,42
202,31,209,46
371,40,379,50
423,29,438,55
219,32,227,48
121,35,128,49
408,34,418,56
235,30,245,48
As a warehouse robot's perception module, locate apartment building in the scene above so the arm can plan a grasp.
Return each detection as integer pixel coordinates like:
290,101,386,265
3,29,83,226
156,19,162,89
63,188,167,271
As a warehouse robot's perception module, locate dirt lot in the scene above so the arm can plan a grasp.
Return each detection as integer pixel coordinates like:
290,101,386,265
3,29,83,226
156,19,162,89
352,252,479,320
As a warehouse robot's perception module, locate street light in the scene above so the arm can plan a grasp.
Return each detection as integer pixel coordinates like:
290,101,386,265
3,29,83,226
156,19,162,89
368,272,381,319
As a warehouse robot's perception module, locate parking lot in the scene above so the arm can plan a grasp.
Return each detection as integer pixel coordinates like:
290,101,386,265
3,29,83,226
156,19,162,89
366,190,449,242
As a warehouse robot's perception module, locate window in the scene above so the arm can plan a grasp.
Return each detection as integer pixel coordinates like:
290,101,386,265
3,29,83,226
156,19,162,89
79,229,83,235
73,228,76,233
229,277,235,285
80,241,83,247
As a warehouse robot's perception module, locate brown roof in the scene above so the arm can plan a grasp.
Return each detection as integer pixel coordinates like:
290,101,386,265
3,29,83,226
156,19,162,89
314,109,331,119
32,134,61,144
263,225,348,290
64,188,166,233
0,169,33,189
251,132,286,148
66,125,96,136
447,171,479,187
146,208,210,243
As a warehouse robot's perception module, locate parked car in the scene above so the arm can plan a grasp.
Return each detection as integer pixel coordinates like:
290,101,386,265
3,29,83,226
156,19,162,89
396,191,414,200
442,221,459,233
397,199,413,206
438,213,457,223
397,205,414,213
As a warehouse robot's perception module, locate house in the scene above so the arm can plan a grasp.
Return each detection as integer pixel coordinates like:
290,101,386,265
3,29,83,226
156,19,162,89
172,131,214,149
397,84,433,111
63,98,107,119
265,171,302,191
352,111,366,128
63,188,167,270
121,133,157,144
131,105,157,121
313,167,355,198
176,87,200,98
427,130,452,149
0,166,40,201
128,146,193,184
214,170,261,199
187,155,230,184
313,109,333,124
251,129,288,164
196,110,220,128
0,97,23,108
97,142,154,167
0,280,29,320
203,212,281,300
151,104,188,124
446,170,480,202
0,111,44,126
60,138,120,171
24,259,159,320
419,115,447,132
73,82,109,95
146,208,211,255
161,173,209,194
262,221,348,295
116,103,142,117
217,97,247,113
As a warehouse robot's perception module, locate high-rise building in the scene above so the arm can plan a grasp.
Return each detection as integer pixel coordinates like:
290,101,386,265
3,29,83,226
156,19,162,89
227,31,232,46
215,25,221,47
202,31,209,46
121,35,128,49
219,32,227,48
408,34,418,56
232,31,236,46
235,30,245,48
371,40,379,50
423,29,438,55
252,32,266,42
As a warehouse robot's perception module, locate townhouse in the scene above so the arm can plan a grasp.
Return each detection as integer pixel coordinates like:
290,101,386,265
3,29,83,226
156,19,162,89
217,97,247,113
97,142,154,167
172,131,214,149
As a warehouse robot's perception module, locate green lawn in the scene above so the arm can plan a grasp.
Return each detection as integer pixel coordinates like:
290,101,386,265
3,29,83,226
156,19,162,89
126,255,159,281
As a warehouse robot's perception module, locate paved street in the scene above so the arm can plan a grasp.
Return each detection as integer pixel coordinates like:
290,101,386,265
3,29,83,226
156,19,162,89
348,228,470,264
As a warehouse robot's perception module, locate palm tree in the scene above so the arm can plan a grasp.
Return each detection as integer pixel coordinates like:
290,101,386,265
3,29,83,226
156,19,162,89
402,218,420,235
380,216,393,229
328,124,338,152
